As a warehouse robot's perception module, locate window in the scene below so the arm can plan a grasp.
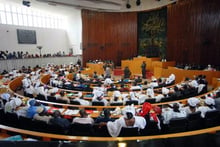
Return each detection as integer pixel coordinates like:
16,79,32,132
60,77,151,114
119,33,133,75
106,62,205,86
0,3,66,29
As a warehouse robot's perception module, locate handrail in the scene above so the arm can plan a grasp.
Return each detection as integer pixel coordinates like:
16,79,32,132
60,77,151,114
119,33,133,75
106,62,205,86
0,124,220,141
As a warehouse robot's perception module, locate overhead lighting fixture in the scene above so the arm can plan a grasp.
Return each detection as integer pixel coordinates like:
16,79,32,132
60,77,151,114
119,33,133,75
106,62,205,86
126,0,131,9
136,0,141,6
22,0,30,7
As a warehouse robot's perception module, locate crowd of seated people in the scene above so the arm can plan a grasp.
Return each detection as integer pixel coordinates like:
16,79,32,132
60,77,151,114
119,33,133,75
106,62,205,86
0,50,74,60
1,61,220,138
1,75,220,137
175,63,219,71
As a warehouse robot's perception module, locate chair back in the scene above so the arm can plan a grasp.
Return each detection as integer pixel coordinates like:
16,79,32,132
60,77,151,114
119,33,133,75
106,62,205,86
168,117,188,133
118,127,140,137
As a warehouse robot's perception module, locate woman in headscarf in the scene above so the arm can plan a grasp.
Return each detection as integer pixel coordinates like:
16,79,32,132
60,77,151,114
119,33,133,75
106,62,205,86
106,105,146,137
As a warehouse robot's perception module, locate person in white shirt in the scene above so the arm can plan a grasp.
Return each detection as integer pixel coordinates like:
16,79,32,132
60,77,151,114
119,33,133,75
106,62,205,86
109,91,123,104
72,109,94,124
183,97,200,115
73,92,90,106
162,103,186,124
197,97,216,118
92,90,108,106
106,105,146,137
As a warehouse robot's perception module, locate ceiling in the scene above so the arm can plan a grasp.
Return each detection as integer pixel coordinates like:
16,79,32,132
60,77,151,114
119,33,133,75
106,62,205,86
34,0,178,12
35,0,126,11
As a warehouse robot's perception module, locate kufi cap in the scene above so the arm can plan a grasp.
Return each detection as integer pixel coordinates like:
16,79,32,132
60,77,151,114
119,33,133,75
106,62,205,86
205,97,215,105
1,93,10,101
123,105,136,118
94,90,104,97
104,78,113,85
113,91,121,97
78,92,83,97
162,87,169,95
187,97,200,107
13,97,22,107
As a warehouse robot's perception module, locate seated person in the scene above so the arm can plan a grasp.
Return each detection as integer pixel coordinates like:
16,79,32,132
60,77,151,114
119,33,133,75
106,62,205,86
109,91,123,104
72,109,94,124
92,90,108,106
161,103,186,124
197,97,216,118
183,97,200,114
107,83,118,92
106,105,146,137
119,83,130,92
55,90,70,103
72,92,90,106
26,99,44,119
49,110,70,129
95,109,114,124
4,97,22,113
33,106,52,124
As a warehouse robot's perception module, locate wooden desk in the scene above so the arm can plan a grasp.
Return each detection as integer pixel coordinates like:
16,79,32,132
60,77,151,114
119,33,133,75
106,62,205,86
152,61,176,72
154,66,220,84
121,57,160,75
81,63,105,76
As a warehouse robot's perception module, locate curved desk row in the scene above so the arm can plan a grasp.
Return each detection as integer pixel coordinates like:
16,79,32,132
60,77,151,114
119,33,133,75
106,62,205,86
8,76,219,112
0,124,220,141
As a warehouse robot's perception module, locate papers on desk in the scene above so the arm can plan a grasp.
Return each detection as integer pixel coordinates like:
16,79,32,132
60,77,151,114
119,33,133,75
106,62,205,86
63,109,79,115
47,107,65,114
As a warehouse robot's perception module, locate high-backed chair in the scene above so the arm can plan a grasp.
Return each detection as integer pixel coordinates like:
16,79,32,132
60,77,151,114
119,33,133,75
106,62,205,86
125,100,139,105
47,96,57,102
92,101,105,106
187,111,203,131
118,127,140,137
110,102,123,106
68,123,94,136
141,120,160,135
144,98,156,104
70,100,81,105
168,117,188,133
5,112,19,128
204,110,220,128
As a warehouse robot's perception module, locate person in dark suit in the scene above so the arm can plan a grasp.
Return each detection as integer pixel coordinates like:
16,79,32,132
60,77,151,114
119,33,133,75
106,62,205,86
123,66,131,79
49,110,70,129
141,61,147,79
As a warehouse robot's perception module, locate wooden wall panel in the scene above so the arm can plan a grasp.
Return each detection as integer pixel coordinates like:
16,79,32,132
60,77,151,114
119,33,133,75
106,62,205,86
167,0,220,67
82,10,137,66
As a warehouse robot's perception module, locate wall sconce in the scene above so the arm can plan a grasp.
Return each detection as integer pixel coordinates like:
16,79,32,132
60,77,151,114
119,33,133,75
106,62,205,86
136,0,141,6
126,0,131,9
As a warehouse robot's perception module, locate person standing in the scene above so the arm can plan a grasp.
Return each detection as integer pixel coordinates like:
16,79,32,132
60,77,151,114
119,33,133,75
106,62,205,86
123,66,131,79
141,61,147,79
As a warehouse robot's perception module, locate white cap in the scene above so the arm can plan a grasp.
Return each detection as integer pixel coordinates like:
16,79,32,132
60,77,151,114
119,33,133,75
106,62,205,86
162,87,169,95
187,97,200,107
1,93,10,101
205,97,215,105
123,105,135,118
94,90,104,97
78,92,83,97
113,91,121,97
13,97,22,107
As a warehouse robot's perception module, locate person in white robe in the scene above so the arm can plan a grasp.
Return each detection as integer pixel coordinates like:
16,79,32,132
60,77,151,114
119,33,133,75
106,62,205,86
106,105,146,137
162,103,186,124
183,97,200,114
92,90,108,106
197,97,216,118
73,92,91,106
